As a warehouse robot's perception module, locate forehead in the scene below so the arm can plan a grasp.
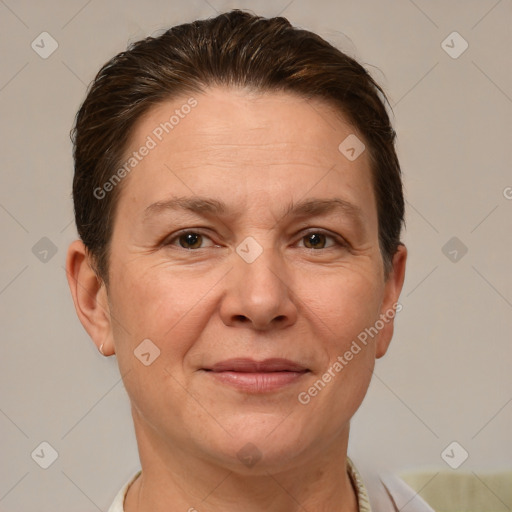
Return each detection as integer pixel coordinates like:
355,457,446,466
115,86,377,228
127,86,367,164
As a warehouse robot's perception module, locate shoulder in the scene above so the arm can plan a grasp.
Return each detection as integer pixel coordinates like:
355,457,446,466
371,472,436,511
107,470,141,512
348,458,436,512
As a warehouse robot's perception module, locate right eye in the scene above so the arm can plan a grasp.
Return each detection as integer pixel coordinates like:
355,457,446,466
163,230,217,250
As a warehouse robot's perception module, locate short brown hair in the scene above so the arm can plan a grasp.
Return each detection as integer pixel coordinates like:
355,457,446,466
71,8,404,286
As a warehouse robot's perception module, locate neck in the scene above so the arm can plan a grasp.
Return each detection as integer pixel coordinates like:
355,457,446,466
124,410,359,512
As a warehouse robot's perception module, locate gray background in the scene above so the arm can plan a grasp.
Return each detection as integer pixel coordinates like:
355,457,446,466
1,0,511,510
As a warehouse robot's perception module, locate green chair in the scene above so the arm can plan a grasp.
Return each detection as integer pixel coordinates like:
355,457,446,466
399,470,512,512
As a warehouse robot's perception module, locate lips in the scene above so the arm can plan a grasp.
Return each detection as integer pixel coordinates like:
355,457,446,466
208,358,308,373
203,358,309,393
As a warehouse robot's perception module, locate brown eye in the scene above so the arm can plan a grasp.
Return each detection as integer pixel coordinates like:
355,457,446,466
300,231,343,250
178,232,203,249
303,233,326,249
165,231,214,250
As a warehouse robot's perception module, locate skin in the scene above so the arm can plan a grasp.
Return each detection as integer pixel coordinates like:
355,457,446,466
66,86,407,512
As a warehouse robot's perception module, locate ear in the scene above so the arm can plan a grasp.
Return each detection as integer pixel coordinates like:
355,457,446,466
375,244,407,359
65,239,115,356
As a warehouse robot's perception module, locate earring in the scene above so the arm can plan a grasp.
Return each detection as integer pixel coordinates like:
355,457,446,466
99,343,105,356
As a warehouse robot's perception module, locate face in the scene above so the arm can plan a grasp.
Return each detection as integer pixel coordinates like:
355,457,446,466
84,87,406,473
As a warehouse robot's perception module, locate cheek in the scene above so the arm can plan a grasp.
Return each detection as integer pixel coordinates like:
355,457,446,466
109,262,217,356
305,269,382,396
298,276,380,431
307,268,383,344
107,265,208,421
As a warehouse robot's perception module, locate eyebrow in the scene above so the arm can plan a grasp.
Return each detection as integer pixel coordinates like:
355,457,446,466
143,195,365,228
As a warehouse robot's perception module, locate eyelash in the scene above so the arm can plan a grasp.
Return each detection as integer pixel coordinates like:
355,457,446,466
162,229,348,251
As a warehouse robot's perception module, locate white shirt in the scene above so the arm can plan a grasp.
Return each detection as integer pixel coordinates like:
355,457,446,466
107,457,435,511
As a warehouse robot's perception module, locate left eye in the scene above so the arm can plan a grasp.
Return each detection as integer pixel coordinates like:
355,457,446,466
298,231,342,250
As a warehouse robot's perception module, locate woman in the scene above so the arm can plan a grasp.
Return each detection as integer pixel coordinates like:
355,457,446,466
66,9,433,511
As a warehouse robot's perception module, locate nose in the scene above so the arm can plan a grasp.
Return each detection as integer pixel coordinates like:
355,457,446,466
219,241,298,331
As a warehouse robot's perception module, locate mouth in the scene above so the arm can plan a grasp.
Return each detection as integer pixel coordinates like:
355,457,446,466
202,358,310,393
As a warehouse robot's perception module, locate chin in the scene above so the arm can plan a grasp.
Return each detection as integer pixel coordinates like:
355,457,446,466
199,424,310,474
